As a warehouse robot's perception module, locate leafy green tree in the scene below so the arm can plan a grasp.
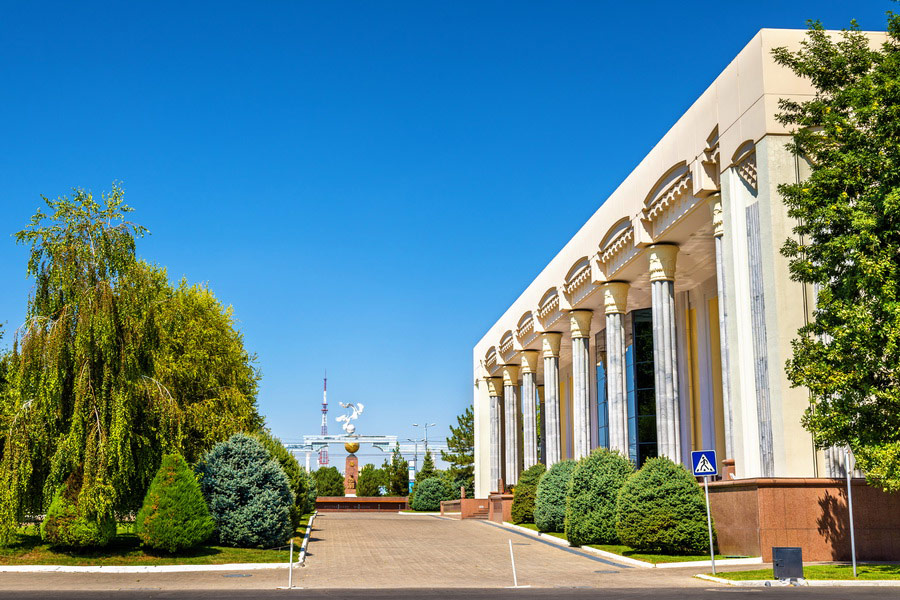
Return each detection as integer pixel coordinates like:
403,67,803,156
511,463,545,524
441,407,474,495
0,187,262,543
773,16,900,491
41,468,116,548
356,463,384,497
386,443,409,496
313,466,344,497
135,454,214,553
197,434,293,548
534,460,575,533
253,430,306,528
305,471,318,511
565,449,633,546
615,457,712,554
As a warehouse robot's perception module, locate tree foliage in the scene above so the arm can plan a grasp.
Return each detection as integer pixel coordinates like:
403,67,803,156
773,16,900,490
253,430,307,527
564,449,633,546
197,434,293,548
313,466,344,497
534,459,575,533
0,187,262,543
385,443,409,496
615,457,712,554
135,454,214,553
41,469,116,548
409,477,454,512
511,463,545,525
441,407,474,494
356,463,384,497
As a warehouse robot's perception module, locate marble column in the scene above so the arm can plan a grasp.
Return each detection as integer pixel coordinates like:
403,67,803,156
486,377,504,492
569,309,593,460
709,196,735,462
520,350,540,470
648,244,681,463
502,364,521,485
602,282,630,456
541,332,563,466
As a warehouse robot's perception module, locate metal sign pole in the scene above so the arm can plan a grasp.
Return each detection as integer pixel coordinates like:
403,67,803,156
288,538,294,588
704,476,716,576
845,449,857,578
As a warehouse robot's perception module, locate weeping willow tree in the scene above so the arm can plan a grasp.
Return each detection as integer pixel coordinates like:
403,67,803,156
0,185,262,543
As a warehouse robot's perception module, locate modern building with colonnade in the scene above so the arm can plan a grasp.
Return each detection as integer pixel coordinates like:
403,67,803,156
471,31,900,561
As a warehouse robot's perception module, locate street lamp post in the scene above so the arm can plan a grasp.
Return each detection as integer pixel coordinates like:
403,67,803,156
413,422,436,453
406,437,423,472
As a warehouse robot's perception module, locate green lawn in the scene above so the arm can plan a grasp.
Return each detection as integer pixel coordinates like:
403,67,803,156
0,515,314,567
714,564,900,581
511,522,729,564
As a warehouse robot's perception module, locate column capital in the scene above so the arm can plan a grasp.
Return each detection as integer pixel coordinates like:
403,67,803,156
519,349,539,374
601,282,630,315
707,194,724,237
568,309,593,339
485,377,504,397
502,364,520,387
541,332,562,358
648,244,679,282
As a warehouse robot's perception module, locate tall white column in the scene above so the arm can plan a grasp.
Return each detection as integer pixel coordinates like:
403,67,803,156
602,282,630,456
520,350,539,470
502,364,521,486
541,332,562,466
569,309,593,460
486,377,504,492
649,244,681,463
709,196,735,462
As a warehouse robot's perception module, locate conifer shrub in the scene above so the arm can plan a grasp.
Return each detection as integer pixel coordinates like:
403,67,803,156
615,457,713,554
197,434,293,548
313,466,345,497
534,459,575,533
253,430,307,527
409,477,454,511
356,463,384,497
135,454,215,553
511,463,546,524
41,470,116,548
564,448,633,546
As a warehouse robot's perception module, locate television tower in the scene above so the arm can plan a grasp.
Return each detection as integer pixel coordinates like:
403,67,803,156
318,372,329,468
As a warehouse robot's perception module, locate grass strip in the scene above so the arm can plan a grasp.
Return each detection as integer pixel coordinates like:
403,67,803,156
713,564,900,581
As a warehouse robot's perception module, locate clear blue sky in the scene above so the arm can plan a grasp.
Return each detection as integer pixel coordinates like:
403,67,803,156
0,1,891,469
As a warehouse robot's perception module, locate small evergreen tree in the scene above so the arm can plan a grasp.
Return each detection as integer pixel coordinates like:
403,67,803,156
306,471,318,511
253,430,306,528
442,407,474,495
357,463,384,497
534,460,575,533
511,463,546,524
197,434,293,548
565,449,633,546
615,457,713,554
313,466,344,497
135,454,215,552
415,450,437,483
41,470,116,548
387,443,409,496
410,477,454,512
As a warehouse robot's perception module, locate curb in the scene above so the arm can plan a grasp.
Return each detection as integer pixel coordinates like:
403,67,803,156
0,563,289,574
396,511,442,516
297,511,317,566
694,574,900,587
498,522,761,570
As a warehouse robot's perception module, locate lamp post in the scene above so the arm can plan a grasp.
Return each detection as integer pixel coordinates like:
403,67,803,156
413,422,436,453
406,437,423,472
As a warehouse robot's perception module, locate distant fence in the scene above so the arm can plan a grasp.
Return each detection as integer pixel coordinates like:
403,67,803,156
315,496,408,512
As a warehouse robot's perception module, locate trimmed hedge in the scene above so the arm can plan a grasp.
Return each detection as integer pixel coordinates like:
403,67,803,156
564,448,633,546
197,434,294,548
410,477,454,511
41,471,116,548
511,463,546,524
534,460,575,533
136,454,215,552
615,457,713,554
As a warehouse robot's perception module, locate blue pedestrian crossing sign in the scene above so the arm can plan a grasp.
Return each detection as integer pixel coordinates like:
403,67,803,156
691,450,718,477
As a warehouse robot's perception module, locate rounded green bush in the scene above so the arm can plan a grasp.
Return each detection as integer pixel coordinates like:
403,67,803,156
511,463,546,524
41,471,116,548
564,448,633,546
136,454,215,553
197,434,294,548
409,477,454,511
615,457,714,554
534,460,575,533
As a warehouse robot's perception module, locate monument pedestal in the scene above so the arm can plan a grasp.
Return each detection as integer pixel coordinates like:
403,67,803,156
344,441,360,497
